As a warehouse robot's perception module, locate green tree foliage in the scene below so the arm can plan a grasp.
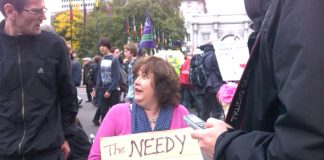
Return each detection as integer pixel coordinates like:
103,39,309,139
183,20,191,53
53,9,83,52
79,2,127,57
54,0,187,58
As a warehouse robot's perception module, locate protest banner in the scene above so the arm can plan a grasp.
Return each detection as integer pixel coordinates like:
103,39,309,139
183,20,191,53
214,40,250,81
100,128,203,160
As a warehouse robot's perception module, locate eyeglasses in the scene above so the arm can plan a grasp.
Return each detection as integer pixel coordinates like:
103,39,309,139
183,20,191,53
22,8,47,16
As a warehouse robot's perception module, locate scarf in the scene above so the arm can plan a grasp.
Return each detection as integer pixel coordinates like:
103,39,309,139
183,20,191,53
131,103,172,134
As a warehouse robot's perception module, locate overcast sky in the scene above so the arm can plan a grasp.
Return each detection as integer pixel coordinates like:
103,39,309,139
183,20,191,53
45,0,57,8
206,0,246,14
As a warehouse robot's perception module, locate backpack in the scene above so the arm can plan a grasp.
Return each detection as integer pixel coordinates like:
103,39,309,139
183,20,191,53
189,54,208,87
67,118,91,160
67,126,91,160
119,68,128,92
86,67,94,86
179,58,192,85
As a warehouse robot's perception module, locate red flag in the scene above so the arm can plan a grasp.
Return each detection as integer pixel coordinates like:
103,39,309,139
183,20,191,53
125,17,129,36
132,17,136,38
106,2,111,17
140,22,143,36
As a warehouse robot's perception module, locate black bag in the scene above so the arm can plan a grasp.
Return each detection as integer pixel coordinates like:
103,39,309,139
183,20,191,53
119,68,128,92
86,68,94,86
189,54,208,87
225,34,260,129
67,126,91,160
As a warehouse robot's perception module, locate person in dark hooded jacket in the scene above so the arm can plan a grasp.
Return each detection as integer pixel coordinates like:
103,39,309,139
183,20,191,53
70,51,82,87
191,0,324,159
244,0,272,53
198,43,224,121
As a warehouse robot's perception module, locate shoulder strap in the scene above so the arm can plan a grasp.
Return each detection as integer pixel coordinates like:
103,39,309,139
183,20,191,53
225,34,261,129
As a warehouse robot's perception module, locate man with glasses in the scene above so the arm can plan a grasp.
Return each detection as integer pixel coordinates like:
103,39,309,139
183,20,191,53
22,7,47,15
0,0,78,159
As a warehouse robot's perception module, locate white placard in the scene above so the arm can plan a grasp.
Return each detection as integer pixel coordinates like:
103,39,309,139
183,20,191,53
214,40,250,81
100,128,203,160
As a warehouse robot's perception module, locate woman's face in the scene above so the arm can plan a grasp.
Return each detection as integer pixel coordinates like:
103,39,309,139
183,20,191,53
134,68,158,108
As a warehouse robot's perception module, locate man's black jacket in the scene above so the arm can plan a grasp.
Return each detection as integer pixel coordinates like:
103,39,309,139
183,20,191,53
0,21,78,158
200,44,224,93
215,0,324,159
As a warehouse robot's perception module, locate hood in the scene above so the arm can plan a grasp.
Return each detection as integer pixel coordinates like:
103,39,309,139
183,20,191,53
198,43,214,52
244,0,272,31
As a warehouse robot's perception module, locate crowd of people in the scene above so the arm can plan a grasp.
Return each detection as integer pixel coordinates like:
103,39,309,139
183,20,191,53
1,0,323,160
65,38,244,160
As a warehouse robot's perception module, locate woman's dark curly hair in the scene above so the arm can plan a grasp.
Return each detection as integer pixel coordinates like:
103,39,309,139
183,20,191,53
133,56,180,107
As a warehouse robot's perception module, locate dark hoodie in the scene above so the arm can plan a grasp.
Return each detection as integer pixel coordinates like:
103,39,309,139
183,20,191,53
244,0,272,52
214,0,324,159
199,43,224,93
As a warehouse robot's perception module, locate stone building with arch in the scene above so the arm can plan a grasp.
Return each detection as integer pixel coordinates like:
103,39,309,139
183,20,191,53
181,0,253,51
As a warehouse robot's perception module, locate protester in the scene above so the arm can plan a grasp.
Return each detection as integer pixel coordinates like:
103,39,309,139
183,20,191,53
70,50,82,106
0,0,78,159
92,37,120,123
179,54,195,109
110,46,127,102
216,82,238,117
88,56,189,160
41,15,90,160
197,43,224,121
111,46,125,65
111,46,120,58
40,23,57,35
123,42,137,103
66,118,91,160
245,0,271,53
70,51,82,87
191,0,324,159
167,41,184,75
91,55,102,106
82,57,95,102
91,56,102,126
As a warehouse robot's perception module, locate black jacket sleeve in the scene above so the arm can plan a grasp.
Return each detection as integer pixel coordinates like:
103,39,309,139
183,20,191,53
107,57,120,93
96,62,101,91
215,0,324,159
71,60,82,87
204,50,223,93
56,40,78,139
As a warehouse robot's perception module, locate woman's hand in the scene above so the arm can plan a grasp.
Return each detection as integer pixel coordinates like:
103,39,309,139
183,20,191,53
191,118,232,160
